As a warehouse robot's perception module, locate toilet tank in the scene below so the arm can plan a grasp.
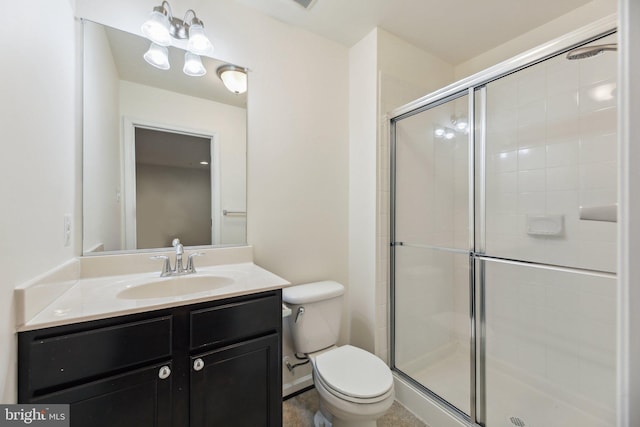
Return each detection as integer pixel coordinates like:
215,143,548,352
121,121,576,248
282,281,345,354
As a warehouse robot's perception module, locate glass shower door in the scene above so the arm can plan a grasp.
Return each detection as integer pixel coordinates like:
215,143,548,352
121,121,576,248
392,92,472,416
480,33,618,427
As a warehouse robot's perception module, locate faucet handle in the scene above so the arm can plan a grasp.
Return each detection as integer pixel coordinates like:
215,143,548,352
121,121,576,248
186,252,205,273
150,255,172,277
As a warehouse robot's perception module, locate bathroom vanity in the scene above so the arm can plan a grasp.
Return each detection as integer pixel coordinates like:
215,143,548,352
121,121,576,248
15,250,289,427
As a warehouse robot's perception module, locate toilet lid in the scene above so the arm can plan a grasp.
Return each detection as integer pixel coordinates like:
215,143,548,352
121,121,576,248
314,345,393,399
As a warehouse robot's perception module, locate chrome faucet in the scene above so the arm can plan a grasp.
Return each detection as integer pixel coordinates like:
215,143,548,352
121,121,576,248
173,238,185,273
150,238,204,277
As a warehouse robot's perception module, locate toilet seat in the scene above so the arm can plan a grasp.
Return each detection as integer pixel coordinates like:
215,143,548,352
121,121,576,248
312,345,393,404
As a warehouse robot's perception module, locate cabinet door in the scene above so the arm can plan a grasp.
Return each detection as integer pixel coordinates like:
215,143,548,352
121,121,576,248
190,333,281,427
31,362,172,427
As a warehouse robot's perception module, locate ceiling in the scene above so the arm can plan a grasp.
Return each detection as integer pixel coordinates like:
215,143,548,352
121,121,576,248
231,0,593,64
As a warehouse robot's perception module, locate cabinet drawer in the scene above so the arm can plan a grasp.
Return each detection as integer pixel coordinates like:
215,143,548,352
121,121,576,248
25,317,172,392
190,294,280,349
32,361,173,427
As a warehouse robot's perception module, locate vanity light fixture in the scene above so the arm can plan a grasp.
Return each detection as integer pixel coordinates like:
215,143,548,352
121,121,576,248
216,65,248,94
434,115,470,140
142,1,213,76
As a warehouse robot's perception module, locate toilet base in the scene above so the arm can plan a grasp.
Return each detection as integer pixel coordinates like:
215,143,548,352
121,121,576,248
314,409,378,427
314,410,332,427
311,367,393,427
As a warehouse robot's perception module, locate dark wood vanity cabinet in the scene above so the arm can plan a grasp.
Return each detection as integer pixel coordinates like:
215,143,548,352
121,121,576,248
18,290,282,427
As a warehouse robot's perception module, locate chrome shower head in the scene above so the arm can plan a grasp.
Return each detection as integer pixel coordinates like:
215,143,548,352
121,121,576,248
566,43,617,60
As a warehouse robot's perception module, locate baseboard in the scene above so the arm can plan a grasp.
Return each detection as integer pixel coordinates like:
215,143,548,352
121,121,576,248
283,373,313,398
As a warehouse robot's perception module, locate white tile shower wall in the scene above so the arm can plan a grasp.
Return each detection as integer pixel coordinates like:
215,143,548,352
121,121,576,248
484,34,617,273
484,261,616,422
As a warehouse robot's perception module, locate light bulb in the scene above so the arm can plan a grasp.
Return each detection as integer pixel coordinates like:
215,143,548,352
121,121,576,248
444,129,455,140
187,23,213,55
143,43,170,70
217,66,248,94
434,127,445,137
183,52,206,77
141,9,171,46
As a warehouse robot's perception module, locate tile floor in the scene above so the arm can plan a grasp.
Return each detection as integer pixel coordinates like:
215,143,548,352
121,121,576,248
283,387,427,427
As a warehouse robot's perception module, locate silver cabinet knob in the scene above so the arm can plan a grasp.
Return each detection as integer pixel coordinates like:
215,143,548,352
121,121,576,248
158,365,171,380
193,358,205,371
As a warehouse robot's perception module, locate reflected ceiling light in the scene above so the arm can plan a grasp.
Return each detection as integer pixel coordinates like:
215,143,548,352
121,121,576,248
451,115,469,133
200,161,209,165
444,129,456,140
141,1,213,76
183,52,206,76
434,127,445,137
217,65,248,94
455,119,468,131
143,43,170,70
589,82,616,102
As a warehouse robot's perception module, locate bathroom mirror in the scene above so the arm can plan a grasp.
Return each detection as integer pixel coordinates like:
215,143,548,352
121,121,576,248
82,20,247,255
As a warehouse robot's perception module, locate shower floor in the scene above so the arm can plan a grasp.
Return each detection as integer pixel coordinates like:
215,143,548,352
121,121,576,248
407,350,613,427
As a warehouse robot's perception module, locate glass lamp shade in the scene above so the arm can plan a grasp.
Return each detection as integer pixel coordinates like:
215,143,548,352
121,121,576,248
187,24,213,54
183,52,206,77
143,43,170,70
141,9,172,46
217,66,248,94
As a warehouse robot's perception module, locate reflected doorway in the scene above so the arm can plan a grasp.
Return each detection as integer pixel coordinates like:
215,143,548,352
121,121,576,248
123,124,219,250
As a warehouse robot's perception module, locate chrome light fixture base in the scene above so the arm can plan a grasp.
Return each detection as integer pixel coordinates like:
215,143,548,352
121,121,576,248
141,1,213,76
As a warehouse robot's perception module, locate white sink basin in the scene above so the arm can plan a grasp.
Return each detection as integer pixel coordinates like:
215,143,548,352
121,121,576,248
117,274,235,300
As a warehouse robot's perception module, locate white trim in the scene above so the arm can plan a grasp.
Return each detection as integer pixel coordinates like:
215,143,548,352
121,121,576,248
122,117,220,249
617,2,640,427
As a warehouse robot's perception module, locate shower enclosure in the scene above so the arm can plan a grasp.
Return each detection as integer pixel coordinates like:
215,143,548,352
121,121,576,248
390,29,617,427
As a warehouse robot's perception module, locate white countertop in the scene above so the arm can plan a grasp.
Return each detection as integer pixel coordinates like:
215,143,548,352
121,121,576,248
20,262,291,331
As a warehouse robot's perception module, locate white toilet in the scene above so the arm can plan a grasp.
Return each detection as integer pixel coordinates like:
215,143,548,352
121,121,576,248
283,281,394,427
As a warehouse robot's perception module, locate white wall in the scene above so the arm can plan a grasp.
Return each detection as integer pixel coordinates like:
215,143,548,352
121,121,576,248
0,0,78,403
349,29,379,353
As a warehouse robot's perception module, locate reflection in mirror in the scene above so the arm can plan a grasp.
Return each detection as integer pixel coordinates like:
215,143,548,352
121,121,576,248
82,20,247,255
